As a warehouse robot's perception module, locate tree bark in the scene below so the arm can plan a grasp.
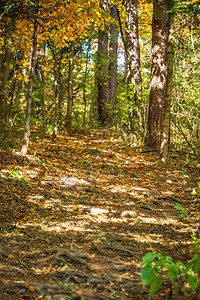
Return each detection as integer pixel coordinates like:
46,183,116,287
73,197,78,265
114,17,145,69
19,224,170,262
109,5,119,120
145,0,170,149
66,41,75,132
160,1,175,163
83,45,90,127
0,19,14,109
118,1,143,134
33,44,45,117
0,38,12,107
21,0,39,155
97,0,109,124
126,0,142,86
47,40,59,141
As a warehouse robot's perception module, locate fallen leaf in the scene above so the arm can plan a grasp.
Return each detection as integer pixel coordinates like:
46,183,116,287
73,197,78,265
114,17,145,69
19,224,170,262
28,285,35,292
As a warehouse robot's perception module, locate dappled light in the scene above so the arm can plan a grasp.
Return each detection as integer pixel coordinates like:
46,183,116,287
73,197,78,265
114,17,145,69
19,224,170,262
0,130,199,299
0,0,199,297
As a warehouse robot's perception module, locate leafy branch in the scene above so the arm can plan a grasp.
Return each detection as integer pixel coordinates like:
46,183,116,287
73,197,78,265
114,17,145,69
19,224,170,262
141,252,200,299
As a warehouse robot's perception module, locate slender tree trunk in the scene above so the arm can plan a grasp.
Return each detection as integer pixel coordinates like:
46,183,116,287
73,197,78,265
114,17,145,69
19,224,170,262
0,38,12,107
160,1,175,163
118,1,143,134
126,0,142,86
66,41,75,132
91,38,98,125
47,40,59,141
34,44,45,117
145,0,169,149
97,0,109,124
58,70,64,123
0,19,14,110
83,46,89,127
9,77,17,108
21,1,39,155
127,0,143,135
109,4,119,120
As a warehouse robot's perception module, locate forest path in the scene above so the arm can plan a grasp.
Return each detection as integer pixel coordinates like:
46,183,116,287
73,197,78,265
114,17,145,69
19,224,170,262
0,129,199,299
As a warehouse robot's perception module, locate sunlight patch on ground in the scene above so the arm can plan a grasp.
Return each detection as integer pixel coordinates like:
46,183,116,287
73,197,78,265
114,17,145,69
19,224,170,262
109,185,148,195
138,216,183,227
134,233,164,244
159,218,184,226
138,216,159,223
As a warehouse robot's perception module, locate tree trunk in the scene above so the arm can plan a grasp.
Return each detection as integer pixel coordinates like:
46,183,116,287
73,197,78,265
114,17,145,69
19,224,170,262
126,0,142,86
0,19,14,110
66,41,75,132
109,4,119,120
145,0,169,149
21,0,39,155
160,1,175,163
58,69,64,123
0,37,12,107
47,40,59,142
33,44,45,118
83,46,90,127
118,1,143,134
97,0,109,124
90,39,98,124
127,0,143,135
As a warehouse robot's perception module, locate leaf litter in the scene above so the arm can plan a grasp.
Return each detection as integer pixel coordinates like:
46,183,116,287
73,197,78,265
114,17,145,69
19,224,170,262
0,129,199,299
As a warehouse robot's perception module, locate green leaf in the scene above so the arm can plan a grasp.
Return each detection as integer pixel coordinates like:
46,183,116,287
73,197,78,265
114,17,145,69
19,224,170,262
191,255,200,273
141,265,156,288
149,276,163,297
176,261,185,270
154,261,164,270
174,203,187,213
157,253,164,260
191,189,197,195
177,214,186,219
27,0,37,6
186,273,197,291
168,265,179,283
141,252,158,265
165,256,173,263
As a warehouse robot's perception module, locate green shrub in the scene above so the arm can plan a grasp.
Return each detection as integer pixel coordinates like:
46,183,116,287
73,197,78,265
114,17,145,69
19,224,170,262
141,252,200,299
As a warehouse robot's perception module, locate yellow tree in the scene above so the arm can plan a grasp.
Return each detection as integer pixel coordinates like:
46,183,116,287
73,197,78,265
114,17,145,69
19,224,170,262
15,0,112,153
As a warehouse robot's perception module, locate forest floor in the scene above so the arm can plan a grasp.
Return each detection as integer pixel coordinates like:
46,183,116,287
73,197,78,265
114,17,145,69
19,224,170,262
0,128,199,300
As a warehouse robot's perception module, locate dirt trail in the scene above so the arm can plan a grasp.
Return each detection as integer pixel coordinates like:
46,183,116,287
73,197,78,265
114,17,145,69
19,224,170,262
0,130,199,299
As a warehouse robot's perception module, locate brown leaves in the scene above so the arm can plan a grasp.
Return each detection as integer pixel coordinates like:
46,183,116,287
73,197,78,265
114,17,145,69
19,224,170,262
0,129,199,299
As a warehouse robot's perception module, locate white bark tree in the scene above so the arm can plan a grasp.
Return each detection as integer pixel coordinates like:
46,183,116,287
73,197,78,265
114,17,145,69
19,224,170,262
21,0,39,155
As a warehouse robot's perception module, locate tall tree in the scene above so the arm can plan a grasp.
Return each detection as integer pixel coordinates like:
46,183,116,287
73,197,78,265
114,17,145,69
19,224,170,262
145,0,170,149
126,0,142,87
127,0,143,134
21,0,39,155
33,45,45,117
0,1,23,111
0,23,13,108
118,0,143,134
47,40,59,141
66,41,75,132
160,0,175,163
109,4,119,119
96,0,109,124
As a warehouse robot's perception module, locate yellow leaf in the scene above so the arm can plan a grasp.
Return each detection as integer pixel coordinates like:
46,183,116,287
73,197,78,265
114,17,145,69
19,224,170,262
76,290,83,295
29,285,35,292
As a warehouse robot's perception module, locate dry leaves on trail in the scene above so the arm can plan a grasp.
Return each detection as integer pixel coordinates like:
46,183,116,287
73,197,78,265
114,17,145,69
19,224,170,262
0,129,199,299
